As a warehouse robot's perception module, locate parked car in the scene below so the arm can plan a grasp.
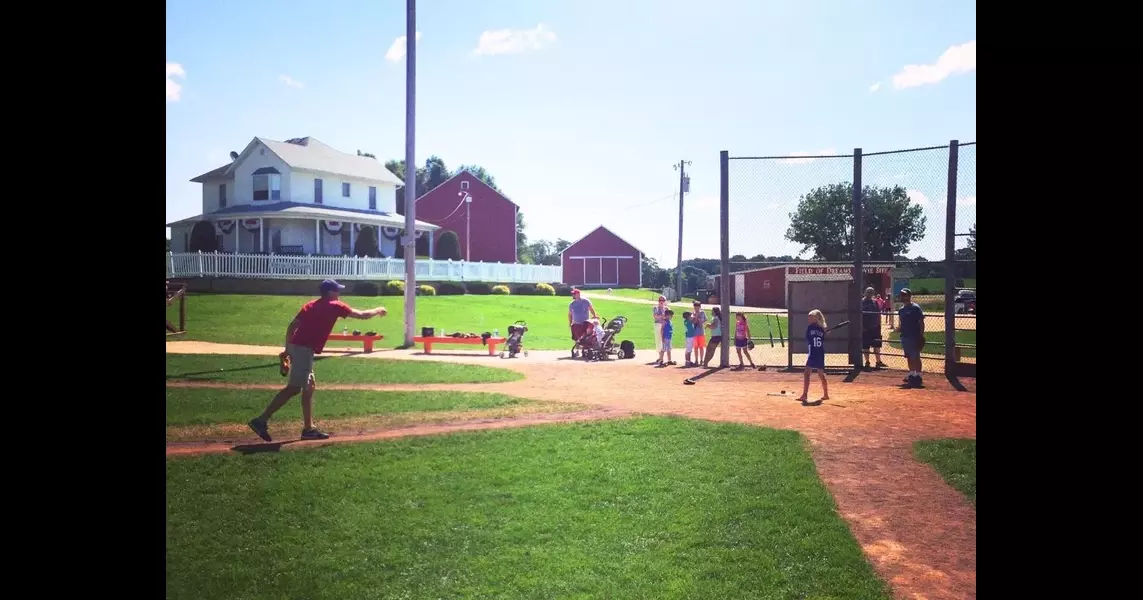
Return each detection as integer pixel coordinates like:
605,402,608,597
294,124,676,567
953,288,976,314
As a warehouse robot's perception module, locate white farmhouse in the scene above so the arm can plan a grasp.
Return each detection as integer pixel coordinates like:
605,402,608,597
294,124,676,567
167,136,438,257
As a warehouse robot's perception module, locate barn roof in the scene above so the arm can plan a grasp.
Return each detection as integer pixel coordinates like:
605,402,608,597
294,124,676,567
412,169,520,208
560,225,645,257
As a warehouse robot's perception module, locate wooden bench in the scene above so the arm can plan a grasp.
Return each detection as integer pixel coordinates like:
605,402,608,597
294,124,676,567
413,336,507,356
325,333,385,353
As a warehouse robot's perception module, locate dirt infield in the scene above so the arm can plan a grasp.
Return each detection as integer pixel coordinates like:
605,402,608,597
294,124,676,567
167,340,976,600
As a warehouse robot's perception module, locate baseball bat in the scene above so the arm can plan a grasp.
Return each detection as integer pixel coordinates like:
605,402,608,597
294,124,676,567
766,314,775,348
825,320,850,333
777,315,785,347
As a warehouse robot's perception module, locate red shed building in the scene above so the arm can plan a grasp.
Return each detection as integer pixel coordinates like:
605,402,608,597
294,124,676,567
561,226,643,288
712,263,895,308
409,170,518,263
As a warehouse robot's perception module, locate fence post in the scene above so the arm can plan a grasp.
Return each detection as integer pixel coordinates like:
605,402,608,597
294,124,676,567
168,251,174,275
850,148,863,371
719,150,731,368
945,140,959,381
197,251,204,277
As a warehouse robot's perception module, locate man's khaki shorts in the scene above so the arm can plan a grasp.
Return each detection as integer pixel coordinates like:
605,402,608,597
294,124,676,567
286,343,316,388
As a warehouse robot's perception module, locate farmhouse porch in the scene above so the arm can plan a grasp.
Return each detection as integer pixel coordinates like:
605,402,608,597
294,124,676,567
166,202,440,258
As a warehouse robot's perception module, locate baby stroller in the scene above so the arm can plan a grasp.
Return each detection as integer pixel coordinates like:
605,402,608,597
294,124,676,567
573,316,635,361
499,321,529,359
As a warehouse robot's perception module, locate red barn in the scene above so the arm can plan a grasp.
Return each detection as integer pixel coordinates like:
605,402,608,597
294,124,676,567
711,263,895,308
411,170,518,263
561,226,644,287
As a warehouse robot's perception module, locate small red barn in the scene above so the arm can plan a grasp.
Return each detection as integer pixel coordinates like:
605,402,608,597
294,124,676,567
411,170,518,263
712,263,895,308
561,226,643,287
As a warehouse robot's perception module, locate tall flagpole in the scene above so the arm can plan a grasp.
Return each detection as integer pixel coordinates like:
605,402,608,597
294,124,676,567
402,0,417,346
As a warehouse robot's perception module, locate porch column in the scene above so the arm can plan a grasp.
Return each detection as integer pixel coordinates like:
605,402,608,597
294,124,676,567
234,222,239,253
315,220,321,255
258,217,264,252
427,230,434,258
349,224,355,256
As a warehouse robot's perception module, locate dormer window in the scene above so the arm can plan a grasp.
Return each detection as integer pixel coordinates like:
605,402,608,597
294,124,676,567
252,167,281,201
460,180,470,191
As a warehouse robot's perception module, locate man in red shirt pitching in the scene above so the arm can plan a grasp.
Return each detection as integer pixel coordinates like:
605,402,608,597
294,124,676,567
249,279,387,442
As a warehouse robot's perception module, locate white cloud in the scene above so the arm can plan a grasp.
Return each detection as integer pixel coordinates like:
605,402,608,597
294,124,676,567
473,23,556,56
906,189,930,205
385,31,422,62
166,62,185,102
778,148,838,165
278,75,304,89
958,195,977,205
891,40,976,90
869,82,881,93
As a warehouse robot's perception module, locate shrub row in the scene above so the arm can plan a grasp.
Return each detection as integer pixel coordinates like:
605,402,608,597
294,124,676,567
351,281,562,297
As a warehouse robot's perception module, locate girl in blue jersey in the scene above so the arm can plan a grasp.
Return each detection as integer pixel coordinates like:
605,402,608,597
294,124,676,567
796,309,830,406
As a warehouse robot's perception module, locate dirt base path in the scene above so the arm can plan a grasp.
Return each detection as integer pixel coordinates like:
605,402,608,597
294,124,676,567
167,340,975,600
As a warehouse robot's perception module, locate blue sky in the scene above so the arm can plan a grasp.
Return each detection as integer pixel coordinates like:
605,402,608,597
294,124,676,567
166,0,976,264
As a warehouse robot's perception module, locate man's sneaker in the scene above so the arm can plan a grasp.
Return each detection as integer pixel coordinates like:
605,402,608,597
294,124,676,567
248,418,272,442
864,362,872,371
875,362,888,369
301,428,330,440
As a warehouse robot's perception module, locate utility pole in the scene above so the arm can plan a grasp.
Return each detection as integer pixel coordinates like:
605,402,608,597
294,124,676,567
673,160,691,300
402,0,417,347
465,192,472,261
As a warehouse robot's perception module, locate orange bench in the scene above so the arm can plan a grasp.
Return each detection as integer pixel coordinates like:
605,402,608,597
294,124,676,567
413,336,507,355
326,333,385,353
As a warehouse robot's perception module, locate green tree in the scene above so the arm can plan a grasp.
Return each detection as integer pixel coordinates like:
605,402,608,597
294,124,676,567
354,225,380,257
516,211,528,260
357,150,377,159
641,255,670,288
188,221,218,252
435,230,462,261
968,222,976,254
785,183,926,260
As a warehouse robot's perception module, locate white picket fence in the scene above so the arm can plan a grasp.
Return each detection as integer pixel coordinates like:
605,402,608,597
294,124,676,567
166,252,562,284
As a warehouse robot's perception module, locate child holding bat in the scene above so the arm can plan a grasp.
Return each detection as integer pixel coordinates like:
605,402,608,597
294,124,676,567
796,309,830,406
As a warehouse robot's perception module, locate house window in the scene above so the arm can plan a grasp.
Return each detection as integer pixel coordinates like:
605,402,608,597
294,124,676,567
342,182,351,197
252,167,281,201
219,183,227,209
314,179,323,204
368,186,377,210
460,180,469,191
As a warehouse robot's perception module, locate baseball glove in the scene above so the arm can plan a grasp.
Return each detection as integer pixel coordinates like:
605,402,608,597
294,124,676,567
278,351,291,377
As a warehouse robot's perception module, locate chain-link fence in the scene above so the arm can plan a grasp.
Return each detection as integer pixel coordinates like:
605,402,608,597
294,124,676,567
714,141,976,382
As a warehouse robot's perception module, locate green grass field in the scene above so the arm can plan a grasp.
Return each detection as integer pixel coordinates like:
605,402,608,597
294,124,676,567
913,439,976,505
166,294,780,352
907,278,977,295
887,330,976,358
167,417,891,600
164,387,574,441
598,287,699,304
166,353,523,384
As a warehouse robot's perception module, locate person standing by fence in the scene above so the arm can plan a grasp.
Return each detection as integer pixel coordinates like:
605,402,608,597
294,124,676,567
897,288,926,388
862,287,888,370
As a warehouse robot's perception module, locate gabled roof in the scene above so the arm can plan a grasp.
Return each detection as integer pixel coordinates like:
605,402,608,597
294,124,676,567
413,168,519,208
559,225,645,257
190,137,405,186
190,164,231,183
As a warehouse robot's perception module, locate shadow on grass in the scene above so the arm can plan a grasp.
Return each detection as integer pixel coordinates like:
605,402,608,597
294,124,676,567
232,440,302,454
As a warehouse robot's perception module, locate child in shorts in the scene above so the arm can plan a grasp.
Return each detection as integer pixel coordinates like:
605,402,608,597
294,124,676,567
658,309,676,367
796,309,830,406
733,312,756,370
683,311,699,367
